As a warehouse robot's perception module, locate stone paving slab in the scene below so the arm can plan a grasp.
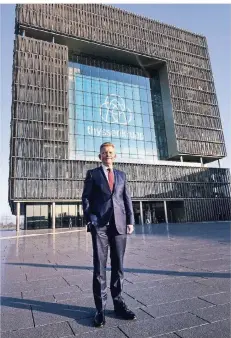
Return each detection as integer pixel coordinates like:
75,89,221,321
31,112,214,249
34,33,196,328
1,221,230,338
118,312,206,337
199,291,230,305
141,297,211,318
1,276,69,294
176,319,230,338
190,303,230,323
22,284,80,299
1,308,34,332
0,321,72,338
68,308,151,336
193,277,231,292
125,280,220,306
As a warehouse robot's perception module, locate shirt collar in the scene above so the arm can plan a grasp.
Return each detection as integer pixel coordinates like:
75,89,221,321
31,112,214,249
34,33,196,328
101,164,113,171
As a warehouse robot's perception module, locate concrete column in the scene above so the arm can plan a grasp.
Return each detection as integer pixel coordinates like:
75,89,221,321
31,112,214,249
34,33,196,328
180,156,183,162
16,202,20,232
164,201,168,224
139,201,144,225
218,159,221,168
52,202,56,229
200,157,204,166
22,30,25,37
52,36,55,43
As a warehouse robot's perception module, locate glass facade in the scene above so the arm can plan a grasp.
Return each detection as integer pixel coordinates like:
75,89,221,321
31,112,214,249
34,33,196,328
25,203,84,229
25,204,49,229
68,60,158,163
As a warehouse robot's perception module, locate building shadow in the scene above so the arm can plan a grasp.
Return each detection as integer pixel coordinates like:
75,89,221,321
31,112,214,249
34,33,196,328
5,262,231,279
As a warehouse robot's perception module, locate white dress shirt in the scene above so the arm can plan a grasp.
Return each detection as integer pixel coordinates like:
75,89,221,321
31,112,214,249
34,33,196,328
101,164,114,182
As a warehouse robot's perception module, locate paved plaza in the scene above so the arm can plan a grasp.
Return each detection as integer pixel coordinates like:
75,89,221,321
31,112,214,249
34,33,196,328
1,222,230,337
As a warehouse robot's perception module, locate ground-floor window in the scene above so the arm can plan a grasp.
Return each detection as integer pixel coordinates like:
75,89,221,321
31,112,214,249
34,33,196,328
25,203,84,229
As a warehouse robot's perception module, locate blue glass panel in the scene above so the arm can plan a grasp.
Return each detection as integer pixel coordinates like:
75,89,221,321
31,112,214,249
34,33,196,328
75,91,83,106
121,139,129,154
100,81,108,95
92,79,100,94
81,64,90,76
134,113,142,126
124,86,133,99
75,105,84,120
135,126,144,140
84,92,92,107
85,136,94,151
82,76,92,92
145,142,154,155
140,88,148,102
94,137,103,153
93,107,103,122
109,82,117,93
90,66,99,78
143,128,152,141
132,86,140,101
92,93,100,108
84,106,92,121
137,141,145,156
116,83,125,97
123,72,131,84
111,138,121,153
139,76,146,88
142,114,150,128
76,136,84,151
129,139,137,155
75,75,83,91
133,100,141,115
76,121,84,135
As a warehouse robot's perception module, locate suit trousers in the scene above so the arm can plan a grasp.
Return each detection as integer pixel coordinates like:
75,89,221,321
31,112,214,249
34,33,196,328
91,214,127,311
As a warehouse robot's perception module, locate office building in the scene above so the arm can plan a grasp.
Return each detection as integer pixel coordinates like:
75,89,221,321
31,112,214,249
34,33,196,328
9,4,231,229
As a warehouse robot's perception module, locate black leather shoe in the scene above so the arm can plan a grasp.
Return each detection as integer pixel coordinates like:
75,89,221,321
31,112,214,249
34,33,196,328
94,310,105,327
114,303,137,320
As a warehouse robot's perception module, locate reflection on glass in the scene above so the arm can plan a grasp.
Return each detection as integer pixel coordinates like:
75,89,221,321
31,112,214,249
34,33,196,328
68,60,164,163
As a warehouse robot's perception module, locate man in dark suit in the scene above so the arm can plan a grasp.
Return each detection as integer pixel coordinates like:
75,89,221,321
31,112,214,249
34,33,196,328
82,142,136,327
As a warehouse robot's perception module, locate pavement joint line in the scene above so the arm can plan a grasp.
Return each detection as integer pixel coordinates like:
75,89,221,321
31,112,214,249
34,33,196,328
173,332,184,338
117,325,130,338
197,296,217,306
188,311,211,324
0,229,86,240
66,320,76,336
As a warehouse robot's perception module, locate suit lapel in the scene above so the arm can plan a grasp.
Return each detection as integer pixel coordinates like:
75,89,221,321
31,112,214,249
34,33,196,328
113,169,118,193
99,166,111,193
99,166,117,194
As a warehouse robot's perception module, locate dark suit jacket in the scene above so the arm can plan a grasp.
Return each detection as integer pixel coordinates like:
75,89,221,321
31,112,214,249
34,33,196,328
82,166,134,234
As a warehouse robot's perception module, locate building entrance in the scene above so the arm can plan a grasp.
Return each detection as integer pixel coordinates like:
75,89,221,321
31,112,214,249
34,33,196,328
132,200,185,224
142,201,166,224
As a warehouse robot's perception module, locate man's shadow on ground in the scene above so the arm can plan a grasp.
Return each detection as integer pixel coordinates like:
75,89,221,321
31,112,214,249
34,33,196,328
0,296,121,329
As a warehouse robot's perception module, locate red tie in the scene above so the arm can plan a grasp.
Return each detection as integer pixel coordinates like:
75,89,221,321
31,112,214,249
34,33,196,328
107,168,114,191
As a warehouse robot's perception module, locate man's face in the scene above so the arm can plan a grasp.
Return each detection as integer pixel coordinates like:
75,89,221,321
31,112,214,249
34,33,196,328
99,145,116,167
